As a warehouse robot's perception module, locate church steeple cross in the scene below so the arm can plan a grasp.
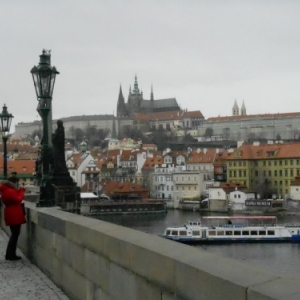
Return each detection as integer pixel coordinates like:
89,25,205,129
133,74,140,94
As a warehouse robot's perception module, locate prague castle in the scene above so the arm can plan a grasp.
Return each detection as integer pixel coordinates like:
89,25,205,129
117,75,180,117
14,77,300,142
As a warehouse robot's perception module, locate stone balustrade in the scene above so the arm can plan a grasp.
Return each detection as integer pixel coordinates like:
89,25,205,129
2,201,300,300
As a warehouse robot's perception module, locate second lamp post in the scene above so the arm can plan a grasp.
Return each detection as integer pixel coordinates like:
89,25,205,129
0,104,13,179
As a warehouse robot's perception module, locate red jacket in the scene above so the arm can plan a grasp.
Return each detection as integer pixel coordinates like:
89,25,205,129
0,181,26,226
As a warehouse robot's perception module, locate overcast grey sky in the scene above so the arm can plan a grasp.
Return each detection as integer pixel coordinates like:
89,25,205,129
1,0,300,132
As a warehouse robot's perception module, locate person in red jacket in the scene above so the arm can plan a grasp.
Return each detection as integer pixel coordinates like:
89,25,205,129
0,174,26,260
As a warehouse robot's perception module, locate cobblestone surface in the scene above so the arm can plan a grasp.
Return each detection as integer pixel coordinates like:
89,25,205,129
0,229,70,300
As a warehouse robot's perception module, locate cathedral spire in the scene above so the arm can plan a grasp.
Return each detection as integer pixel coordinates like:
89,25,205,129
232,99,239,116
241,100,246,115
133,74,140,94
117,85,127,117
150,84,154,101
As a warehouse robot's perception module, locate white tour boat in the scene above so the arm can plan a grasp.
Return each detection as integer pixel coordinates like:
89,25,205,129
161,216,300,244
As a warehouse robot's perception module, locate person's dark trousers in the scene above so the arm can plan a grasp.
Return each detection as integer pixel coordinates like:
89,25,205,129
5,225,21,258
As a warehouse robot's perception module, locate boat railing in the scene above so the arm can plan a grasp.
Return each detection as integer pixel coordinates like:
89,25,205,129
214,223,300,228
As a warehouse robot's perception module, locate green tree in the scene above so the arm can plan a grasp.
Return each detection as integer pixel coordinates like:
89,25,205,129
204,127,213,138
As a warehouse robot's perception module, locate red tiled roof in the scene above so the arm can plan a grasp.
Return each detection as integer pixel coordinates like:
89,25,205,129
134,110,183,121
103,181,148,194
142,156,163,170
186,149,216,163
0,160,36,175
207,112,300,122
228,142,300,160
182,110,204,118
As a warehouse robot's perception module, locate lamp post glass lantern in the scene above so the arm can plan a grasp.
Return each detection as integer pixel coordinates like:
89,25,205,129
0,104,13,179
31,50,59,207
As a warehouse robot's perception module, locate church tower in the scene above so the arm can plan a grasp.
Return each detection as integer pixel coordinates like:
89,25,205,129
232,99,239,116
241,100,246,115
127,75,143,115
150,84,154,110
117,85,127,117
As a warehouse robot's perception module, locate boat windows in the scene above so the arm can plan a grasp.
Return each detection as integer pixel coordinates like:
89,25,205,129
171,231,178,236
217,231,224,236
225,231,232,236
267,230,275,235
259,231,266,235
242,231,249,235
179,231,187,236
234,231,241,236
251,231,258,235
166,230,171,235
192,231,200,236
209,230,216,236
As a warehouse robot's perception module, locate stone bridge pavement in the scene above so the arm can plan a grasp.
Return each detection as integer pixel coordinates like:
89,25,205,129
0,229,70,300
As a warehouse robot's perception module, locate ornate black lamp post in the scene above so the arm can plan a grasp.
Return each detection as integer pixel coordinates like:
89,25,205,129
31,50,59,207
0,104,13,179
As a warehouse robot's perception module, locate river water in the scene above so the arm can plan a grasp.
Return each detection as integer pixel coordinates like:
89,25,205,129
94,210,300,278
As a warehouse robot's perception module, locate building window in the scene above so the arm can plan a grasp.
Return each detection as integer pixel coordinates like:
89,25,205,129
263,161,266,166
279,170,282,176
291,169,294,176
255,170,258,177
290,160,294,165
274,170,277,177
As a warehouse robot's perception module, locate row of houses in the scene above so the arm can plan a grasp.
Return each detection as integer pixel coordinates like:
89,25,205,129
3,136,300,210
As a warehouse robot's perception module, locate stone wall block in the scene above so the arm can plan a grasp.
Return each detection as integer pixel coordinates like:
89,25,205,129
63,238,85,275
134,275,162,300
34,244,55,280
94,287,113,300
248,278,300,300
84,249,110,292
38,211,66,236
66,222,105,254
35,225,55,254
174,251,278,300
109,262,137,300
62,263,91,300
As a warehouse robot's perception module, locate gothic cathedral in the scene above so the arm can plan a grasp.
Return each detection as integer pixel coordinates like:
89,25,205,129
117,76,180,117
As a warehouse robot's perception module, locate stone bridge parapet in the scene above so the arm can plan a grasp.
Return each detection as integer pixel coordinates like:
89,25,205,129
2,201,300,300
